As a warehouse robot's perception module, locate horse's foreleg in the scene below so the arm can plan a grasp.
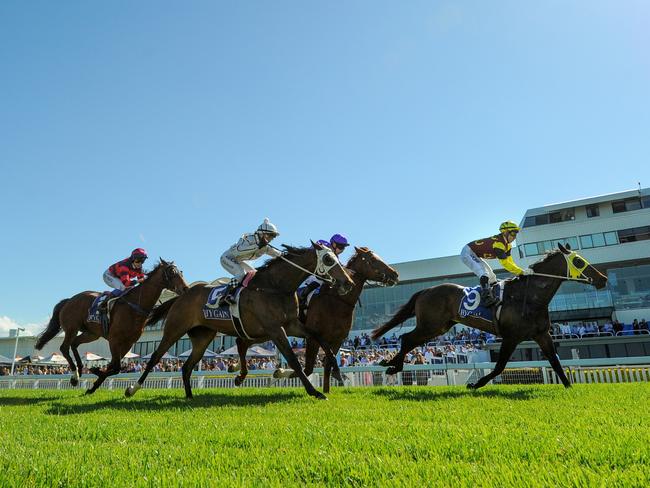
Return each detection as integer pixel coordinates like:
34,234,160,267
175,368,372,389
300,328,343,383
535,332,571,388
467,338,518,390
268,326,325,399
234,337,252,387
385,326,432,376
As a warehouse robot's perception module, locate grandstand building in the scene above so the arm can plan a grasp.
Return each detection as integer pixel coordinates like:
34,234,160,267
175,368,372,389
2,187,649,363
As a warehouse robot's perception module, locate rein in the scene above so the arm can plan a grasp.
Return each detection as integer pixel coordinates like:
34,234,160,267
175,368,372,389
527,272,592,284
270,245,338,285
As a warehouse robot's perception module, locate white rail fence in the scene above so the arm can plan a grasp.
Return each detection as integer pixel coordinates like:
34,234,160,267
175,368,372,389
1,357,649,391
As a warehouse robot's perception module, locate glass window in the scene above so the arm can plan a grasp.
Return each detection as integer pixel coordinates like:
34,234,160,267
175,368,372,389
586,205,600,218
540,241,553,253
524,243,540,256
535,214,549,226
580,235,593,249
642,196,650,209
549,212,562,223
591,233,606,247
604,232,618,246
612,200,626,213
567,236,579,250
523,216,536,227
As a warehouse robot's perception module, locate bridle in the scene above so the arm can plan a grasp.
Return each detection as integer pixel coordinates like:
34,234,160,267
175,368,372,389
272,245,343,285
528,251,593,284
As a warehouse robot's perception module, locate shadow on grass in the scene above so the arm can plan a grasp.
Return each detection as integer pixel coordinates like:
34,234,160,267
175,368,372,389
0,394,63,406
372,387,538,402
43,390,307,415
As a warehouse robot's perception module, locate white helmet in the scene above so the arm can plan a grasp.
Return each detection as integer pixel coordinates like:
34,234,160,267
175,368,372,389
256,218,279,236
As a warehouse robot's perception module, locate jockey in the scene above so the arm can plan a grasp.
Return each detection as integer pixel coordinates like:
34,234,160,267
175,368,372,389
460,221,531,305
219,218,282,305
102,248,148,297
298,234,350,310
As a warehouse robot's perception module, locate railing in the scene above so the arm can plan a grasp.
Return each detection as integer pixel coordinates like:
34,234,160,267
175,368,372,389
2,357,650,390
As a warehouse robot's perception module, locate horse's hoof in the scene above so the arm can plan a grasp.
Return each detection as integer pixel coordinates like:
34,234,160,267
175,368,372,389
70,377,79,387
234,376,243,387
385,366,398,376
314,392,327,400
84,389,94,395
186,394,194,400
466,383,477,390
564,383,572,389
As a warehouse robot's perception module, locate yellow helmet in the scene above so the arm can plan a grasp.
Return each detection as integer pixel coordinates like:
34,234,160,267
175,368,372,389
499,221,520,233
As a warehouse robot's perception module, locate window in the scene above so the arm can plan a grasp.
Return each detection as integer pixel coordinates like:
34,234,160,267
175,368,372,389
580,235,593,249
591,233,606,247
612,197,646,213
618,226,650,243
535,214,549,226
524,243,540,257
604,232,618,246
586,205,600,218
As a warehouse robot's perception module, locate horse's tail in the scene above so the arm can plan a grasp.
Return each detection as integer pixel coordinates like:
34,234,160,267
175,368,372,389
370,290,424,341
35,298,70,350
146,296,178,327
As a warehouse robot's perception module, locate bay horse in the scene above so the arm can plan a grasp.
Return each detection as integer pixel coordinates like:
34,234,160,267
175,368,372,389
236,246,399,392
35,259,189,393
125,242,355,400
371,244,608,389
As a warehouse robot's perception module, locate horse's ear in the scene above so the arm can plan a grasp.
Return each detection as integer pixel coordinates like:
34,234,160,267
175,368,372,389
558,243,570,254
311,239,322,249
160,257,168,265
354,246,367,254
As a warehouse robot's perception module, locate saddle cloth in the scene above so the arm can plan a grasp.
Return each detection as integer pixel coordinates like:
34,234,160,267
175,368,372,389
88,294,119,336
202,272,255,339
458,282,504,323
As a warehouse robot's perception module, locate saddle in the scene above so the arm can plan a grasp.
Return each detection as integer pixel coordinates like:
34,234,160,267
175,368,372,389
88,293,120,337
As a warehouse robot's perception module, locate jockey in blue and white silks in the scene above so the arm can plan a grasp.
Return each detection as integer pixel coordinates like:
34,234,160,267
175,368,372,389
298,234,350,307
219,218,282,304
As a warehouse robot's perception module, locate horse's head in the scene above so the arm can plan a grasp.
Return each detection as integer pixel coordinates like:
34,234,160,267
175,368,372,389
311,241,355,295
347,247,399,286
157,258,190,295
533,244,608,289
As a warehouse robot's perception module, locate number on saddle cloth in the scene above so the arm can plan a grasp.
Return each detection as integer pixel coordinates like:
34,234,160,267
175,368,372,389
458,283,503,322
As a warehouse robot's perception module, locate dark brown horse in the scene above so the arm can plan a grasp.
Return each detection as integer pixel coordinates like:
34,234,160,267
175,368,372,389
35,259,189,393
371,244,608,389
236,246,399,392
125,242,355,400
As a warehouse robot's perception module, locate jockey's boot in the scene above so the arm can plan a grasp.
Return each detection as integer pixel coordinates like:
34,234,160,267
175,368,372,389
479,276,497,306
221,279,239,306
298,281,320,322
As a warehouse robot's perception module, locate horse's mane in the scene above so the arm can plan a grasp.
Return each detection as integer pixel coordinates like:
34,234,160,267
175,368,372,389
530,249,562,269
345,247,369,269
255,245,311,272
142,260,173,282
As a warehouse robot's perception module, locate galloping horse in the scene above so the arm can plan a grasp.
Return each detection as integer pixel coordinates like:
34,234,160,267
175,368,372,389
371,244,608,389
125,242,355,400
237,247,399,392
35,260,189,393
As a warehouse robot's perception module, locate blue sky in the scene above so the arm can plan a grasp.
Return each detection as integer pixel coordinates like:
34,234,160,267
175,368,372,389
1,1,649,333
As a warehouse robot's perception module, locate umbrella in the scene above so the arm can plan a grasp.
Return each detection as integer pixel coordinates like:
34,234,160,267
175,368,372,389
178,348,219,359
41,353,68,364
219,345,276,358
16,355,44,363
141,351,177,360
123,351,140,359
83,352,105,361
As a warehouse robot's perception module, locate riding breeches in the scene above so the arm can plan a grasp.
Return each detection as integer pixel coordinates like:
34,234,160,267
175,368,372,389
460,245,497,284
103,270,126,291
220,255,255,281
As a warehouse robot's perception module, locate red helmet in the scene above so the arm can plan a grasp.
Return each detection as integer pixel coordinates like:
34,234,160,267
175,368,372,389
131,248,148,260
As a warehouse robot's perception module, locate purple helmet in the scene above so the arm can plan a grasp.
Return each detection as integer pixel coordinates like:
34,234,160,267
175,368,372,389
330,234,349,248
316,239,331,247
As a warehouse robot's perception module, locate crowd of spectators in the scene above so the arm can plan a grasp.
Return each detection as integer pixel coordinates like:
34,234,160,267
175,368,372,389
551,318,649,338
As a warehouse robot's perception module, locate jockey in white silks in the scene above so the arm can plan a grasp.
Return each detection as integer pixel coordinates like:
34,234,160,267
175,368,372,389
218,218,282,305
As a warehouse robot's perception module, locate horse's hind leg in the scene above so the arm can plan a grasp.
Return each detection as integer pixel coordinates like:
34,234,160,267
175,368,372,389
182,327,216,399
385,322,445,375
467,338,518,390
59,330,80,386
71,330,100,385
234,338,252,386
535,332,571,388
86,358,121,394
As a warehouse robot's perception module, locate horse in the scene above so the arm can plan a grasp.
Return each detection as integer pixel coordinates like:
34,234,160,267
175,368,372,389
237,246,399,392
125,242,355,400
35,259,189,393
371,244,608,389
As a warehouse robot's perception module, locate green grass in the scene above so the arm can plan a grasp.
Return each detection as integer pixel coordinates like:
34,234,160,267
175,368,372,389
1,384,649,487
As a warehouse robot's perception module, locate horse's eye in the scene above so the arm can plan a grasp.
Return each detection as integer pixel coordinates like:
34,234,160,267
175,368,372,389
573,257,585,268
322,254,335,267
